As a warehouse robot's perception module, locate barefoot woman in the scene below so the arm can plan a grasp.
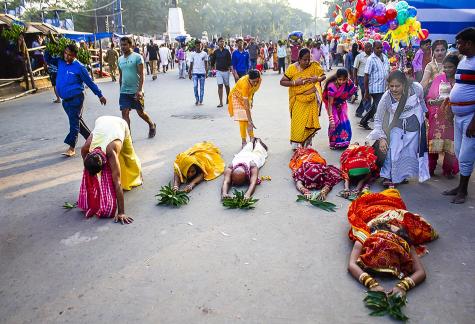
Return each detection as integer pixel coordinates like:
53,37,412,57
280,48,326,149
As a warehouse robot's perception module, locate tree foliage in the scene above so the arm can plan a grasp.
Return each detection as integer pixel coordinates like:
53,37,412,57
9,0,313,40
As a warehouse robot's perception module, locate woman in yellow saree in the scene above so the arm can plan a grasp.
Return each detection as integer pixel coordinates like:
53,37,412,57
173,141,225,192
228,70,262,147
280,48,326,149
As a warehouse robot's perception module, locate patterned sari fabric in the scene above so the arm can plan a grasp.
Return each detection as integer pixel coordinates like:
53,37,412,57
228,75,261,121
340,144,379,179
348,189,438,278
289,147,326,173
174,141,225,183
78,148,117,218
426,73,459,176
284,62,324,145
289,147,342,190
323,80,358,148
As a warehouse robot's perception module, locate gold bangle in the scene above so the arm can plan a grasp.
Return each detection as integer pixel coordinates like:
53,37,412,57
404,277,416,289
368,281,379,289
359,272,369,284
396,283,408,292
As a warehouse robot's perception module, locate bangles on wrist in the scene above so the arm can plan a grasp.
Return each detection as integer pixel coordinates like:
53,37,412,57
396,277,415,292
359,272,380,289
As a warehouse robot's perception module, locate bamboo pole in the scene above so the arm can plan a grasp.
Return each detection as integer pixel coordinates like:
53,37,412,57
0,89,36,103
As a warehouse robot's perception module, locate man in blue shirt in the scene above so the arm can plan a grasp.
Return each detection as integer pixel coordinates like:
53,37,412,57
51,43,107,157
119,36,156,136
231,39,250,82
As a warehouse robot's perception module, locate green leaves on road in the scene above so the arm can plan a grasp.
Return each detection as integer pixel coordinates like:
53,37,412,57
156,183,190,207
364,291,409,321
296,194,337,212
222,189,258,210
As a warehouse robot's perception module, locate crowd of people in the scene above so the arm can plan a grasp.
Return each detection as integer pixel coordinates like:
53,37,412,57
38,23,475,308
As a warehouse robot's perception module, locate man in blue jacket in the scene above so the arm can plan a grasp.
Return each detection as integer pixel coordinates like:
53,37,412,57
231,38,250,82
50,43,107,157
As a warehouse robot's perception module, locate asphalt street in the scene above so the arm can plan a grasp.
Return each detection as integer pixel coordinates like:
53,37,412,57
0,67,474,323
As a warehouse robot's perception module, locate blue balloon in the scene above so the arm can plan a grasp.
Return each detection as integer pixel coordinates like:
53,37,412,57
379,23,389,33
407,6,417,17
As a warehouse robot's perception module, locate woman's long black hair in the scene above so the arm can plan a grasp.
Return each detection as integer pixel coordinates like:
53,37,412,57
323,68,349,95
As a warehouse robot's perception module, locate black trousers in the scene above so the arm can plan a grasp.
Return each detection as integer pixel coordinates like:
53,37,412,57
278,57,285,73
360,92,384,126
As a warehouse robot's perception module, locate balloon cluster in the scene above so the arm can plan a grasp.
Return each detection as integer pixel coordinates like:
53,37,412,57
345,0,429,49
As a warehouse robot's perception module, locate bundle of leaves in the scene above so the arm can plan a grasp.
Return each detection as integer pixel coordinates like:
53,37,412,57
156,183,190,207
185,38,196,51
62,202,77,210
296,193,337,212
1,23,25,42
45,37,91,65
222,189,258,210
364,291,409,321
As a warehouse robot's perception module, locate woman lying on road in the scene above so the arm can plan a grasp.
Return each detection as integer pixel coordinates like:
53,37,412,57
289,147,342,200
173,141,225,193
347,189,438,296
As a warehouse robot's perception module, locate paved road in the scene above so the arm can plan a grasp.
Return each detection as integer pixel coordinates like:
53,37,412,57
0,68,474,323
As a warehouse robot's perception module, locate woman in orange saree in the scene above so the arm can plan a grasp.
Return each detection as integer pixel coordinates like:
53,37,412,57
347,189,438,296
289,147,342,200
280,48,326,149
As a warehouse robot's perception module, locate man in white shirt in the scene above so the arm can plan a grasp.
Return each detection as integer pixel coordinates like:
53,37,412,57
188,41,208,105
321,38,331,72
159,44,170,73
353,42,373,117
277,40,287,74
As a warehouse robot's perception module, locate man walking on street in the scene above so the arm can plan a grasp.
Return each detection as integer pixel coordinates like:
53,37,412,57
359,41,390,130
353,42,372,118
248,38,258,70
159,44,170,73
277,40,286,74
210,37,232,107
176,43,186,79
49,43,107,157
118,37,157,137
189,41,208,105
105,43,119,82
147,40,159,80
231,39,250,82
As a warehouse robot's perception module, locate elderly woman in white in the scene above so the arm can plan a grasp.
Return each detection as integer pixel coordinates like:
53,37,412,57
367,70,430,187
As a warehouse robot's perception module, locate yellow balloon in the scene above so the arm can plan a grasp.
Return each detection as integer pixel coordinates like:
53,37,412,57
336,14,343,25
406,17,416,26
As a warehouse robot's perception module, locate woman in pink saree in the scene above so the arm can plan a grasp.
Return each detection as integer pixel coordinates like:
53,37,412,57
426,55,459,178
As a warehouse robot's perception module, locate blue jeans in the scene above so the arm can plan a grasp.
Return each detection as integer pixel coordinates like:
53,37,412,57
62,93,90,147
454,112,475,176
250,58,257,70
192,74,205,103
355,76,370,116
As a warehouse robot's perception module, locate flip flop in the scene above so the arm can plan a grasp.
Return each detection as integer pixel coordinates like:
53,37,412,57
61,151,75,157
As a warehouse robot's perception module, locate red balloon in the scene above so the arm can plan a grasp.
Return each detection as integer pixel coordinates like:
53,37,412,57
419,29,429,40
375,15,387,25
385,8,397,21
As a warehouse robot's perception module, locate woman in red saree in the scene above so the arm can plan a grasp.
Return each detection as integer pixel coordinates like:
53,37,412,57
347,189,438,296
426,54,460,178
289,147,342,200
